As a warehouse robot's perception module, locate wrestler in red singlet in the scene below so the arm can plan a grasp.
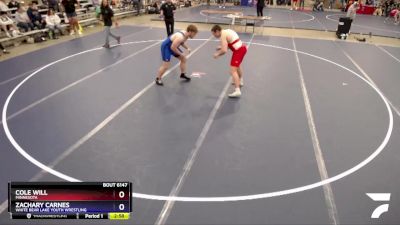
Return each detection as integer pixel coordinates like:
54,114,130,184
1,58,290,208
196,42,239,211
211,25,247,98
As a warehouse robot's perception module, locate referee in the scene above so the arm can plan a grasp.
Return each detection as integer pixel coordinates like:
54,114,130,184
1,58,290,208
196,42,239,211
256,0,265,17
160,0,176,36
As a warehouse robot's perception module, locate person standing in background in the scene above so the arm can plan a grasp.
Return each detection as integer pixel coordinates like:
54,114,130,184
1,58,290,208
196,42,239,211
290,0,298,10
329,0,335,9
340,0,347,11
61,0,81,35
132,0,140,15
313,0,324,11
384,0,394,17
218,0,226,8
160,0,176,36
256,0,265,16
393,7,399,25
299,0,304,10
347,0,359,20
100,0,121,48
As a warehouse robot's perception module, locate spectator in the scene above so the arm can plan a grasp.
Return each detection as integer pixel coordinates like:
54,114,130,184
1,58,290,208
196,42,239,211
27,2,46,29
384,0,394,17
382,0,388,15
291,0,298,10
61,0,81,35
110,0,117,7
347,0,359,20
42,0,49,7
132,0,141,15
218,0,226,8
45,8,62,38
285,0,290,7
340,0,347,11
313,0,324,11
8,0,19,9
329,0,335,9
0,42,10,55
160,0,176,36
153,1,159,9
373,2,383,15
299,0,305,10
8,0,19,13
48,0,60,12
0,11,21,37
184,0,191,7
15,5,34,32
92,0,100,18
147,2,160,14
0,0,9,12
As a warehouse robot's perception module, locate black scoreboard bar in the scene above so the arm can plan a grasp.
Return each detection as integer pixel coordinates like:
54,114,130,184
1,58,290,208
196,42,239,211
8,182,132,220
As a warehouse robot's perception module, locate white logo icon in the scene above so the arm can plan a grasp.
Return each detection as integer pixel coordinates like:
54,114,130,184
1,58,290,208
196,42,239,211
366,193,391,219
26,213,31,219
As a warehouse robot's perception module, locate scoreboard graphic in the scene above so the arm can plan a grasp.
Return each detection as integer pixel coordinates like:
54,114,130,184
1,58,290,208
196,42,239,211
8,182,132,220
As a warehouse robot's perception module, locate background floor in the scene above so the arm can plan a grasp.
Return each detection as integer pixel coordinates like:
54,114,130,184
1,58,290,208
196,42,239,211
0,26,400,224
152,5,400,38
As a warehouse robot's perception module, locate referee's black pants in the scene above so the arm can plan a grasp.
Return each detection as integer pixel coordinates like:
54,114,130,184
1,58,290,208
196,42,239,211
164,19,174,36
257,6,264,17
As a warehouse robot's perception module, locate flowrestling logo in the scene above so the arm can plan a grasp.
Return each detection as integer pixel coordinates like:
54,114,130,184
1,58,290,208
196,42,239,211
366,193,391,219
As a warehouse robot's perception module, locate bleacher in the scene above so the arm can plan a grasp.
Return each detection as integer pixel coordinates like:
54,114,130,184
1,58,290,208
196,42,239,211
0,0,139,48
